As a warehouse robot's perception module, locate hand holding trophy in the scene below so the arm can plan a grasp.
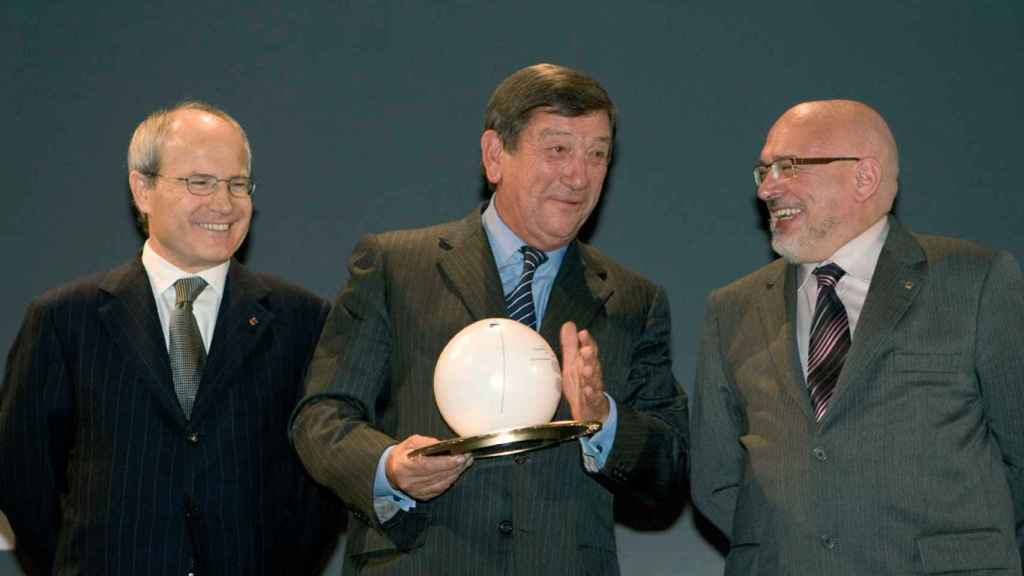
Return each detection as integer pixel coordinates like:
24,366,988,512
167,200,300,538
410,318,602,458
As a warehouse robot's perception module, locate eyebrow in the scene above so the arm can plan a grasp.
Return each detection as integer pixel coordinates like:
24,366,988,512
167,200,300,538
537,128,611,142
538,128,572,138
187,172,251,179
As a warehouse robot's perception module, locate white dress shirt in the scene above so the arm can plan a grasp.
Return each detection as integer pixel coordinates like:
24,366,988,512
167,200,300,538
141,241,231,352
796,216,890,377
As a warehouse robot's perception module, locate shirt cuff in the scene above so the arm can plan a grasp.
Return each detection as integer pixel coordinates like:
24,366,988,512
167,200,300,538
373,445,416,522
579,394,617,473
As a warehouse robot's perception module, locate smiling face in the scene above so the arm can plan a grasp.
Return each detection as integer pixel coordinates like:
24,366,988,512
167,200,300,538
485,110,612,251
758,130,854,263
130,109,252,272
756,100,900,264
757,105,870,263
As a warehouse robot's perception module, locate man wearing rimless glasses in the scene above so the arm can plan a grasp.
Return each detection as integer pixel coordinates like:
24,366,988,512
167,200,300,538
690,100,1024,575
0,102,341,575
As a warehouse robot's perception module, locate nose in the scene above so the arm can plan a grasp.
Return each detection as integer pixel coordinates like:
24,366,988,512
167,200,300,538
206,182,235,212
561,151,590,190
756,177,781,202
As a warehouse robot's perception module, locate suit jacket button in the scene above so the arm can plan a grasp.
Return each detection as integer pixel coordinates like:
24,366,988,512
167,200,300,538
812,447,827,461
514,454,529,465
187,431,200,444
820,534,836,549
497,520,514,535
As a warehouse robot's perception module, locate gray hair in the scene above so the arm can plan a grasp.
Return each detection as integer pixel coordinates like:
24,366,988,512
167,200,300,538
128,101,251,233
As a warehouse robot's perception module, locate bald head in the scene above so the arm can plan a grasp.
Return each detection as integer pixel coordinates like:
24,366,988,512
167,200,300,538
769,99,899,210
757,100,901,263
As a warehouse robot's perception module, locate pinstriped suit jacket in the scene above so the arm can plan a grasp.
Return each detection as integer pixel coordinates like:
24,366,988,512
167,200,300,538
291,206,688,575
0,258,342,575
690,218,1024,575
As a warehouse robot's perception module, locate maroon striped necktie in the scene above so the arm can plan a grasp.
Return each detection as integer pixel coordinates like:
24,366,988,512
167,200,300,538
808,263,850,421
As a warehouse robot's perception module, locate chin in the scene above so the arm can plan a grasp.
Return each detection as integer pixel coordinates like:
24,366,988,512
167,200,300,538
194,247,236,267
771,236,808,264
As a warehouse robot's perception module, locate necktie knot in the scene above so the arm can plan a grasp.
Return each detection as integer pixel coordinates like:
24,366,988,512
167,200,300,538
174,277,207,309
520,245,548,269
813,263,846,289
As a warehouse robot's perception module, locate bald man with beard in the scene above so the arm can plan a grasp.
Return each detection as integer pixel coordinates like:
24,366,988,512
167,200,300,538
690,100,1024,575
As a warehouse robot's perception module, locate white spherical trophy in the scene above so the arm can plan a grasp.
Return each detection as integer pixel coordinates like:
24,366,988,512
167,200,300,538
411,318,602,458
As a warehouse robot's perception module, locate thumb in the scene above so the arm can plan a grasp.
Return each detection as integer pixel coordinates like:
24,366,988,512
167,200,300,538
403,435,440,450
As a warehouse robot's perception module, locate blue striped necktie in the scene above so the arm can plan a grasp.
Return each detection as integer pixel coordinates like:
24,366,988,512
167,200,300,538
505,246,548,331
807,263,850,421
170,276,207,420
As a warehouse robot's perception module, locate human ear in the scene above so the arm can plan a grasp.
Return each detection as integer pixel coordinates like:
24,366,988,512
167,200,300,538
853,158,881,203
480,130,504,186
128,170,154,214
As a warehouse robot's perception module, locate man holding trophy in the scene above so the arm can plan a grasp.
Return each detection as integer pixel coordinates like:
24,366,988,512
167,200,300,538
290,63,688,575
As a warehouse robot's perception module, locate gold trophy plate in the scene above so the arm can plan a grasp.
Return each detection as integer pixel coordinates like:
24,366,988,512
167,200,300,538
409,420,602,459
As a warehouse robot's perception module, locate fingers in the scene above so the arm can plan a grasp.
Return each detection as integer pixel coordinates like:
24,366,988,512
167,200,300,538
559,324,609,422
577,328,597,350
576,329,601,382
560,321,580,368
386,435,473,501
560,322,582,415
569,328,602,392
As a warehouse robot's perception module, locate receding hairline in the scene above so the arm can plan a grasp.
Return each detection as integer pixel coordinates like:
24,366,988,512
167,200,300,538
128,100,252,175
166,108,248,154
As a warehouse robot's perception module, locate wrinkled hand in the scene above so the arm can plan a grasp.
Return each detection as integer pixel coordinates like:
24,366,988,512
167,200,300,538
560,322,610,423
385,435,473,501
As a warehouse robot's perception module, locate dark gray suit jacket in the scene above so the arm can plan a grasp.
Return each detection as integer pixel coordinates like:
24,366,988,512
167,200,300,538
291,207,688,575
690,218,1024,575
0,258,342,575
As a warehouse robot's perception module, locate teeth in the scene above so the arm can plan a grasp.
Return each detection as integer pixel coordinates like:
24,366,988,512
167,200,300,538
198,223,229,232
771,208,802,220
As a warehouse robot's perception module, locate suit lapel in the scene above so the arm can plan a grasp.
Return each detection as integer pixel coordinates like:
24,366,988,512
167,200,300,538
436,208,508,322
824,220,926,422
191,262,273,421
98,259,185,422
759,262,813,417
539,242,612,349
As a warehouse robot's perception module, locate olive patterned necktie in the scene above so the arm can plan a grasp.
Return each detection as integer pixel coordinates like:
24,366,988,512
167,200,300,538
169,276,208,419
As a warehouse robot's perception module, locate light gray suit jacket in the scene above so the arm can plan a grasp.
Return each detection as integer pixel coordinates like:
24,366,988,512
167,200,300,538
690,218,1024,575
290,207,687,575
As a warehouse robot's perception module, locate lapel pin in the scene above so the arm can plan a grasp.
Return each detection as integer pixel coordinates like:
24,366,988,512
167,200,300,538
249,316,259,326
904,280,914,290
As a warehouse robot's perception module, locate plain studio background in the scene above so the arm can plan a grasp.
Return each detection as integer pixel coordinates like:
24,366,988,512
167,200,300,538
2,2,1022,573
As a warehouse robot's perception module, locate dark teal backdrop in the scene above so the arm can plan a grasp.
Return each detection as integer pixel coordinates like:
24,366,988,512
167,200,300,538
3,1,1022,574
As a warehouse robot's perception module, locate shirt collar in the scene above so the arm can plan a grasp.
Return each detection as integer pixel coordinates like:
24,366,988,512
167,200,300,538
481,196,568,270
797,215,890,290
141,241,231,296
